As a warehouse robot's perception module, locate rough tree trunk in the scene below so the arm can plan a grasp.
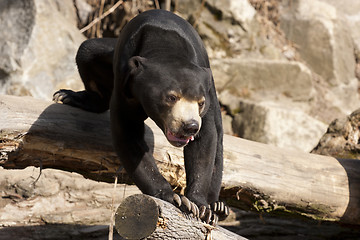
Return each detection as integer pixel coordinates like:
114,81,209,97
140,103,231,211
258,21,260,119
114,194,247,240
1,95,359,225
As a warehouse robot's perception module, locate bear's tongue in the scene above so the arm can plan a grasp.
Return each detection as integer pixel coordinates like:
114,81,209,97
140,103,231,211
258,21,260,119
166,130,194,146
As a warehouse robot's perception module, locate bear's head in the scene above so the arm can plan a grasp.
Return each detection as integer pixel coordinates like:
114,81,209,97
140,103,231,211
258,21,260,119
124,56,212,147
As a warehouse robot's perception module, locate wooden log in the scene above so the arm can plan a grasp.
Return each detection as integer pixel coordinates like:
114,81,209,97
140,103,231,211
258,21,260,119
114,194,247,240
1,94,360,225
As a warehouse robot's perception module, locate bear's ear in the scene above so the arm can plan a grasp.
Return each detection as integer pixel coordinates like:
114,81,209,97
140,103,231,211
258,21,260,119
122,56,147,101
128,56,146,73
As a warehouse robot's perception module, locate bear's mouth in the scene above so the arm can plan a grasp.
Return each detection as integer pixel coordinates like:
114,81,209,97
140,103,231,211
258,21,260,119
166,129,195,147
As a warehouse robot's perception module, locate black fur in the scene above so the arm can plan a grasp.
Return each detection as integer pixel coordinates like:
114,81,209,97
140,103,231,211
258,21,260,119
53,9,228,224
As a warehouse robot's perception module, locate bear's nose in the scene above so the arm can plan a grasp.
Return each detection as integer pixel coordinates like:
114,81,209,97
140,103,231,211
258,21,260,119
183,120,199,136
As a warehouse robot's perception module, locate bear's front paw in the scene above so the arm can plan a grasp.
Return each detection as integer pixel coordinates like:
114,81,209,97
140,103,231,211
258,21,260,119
173,193,199,218
53,89,76,105
199,205,218,225
210,201,229,221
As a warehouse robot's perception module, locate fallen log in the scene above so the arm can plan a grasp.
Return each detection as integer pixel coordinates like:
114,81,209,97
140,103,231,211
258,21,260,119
1,94,359,225
114,194,247,240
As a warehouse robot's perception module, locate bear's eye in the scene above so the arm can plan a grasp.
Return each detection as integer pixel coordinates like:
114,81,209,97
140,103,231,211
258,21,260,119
198,97,205,108
198,100,205,108
166,94,178,103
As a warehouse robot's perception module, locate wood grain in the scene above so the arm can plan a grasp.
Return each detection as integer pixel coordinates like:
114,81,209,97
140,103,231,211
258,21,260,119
1,94,359,224
114,194,247,240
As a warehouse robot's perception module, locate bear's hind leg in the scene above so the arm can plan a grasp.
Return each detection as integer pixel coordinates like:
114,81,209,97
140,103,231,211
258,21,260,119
53,38,116,113
53,89,108,113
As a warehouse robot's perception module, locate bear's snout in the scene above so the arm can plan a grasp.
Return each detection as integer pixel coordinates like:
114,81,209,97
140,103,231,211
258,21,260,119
165,119,200,147
182,120,199,136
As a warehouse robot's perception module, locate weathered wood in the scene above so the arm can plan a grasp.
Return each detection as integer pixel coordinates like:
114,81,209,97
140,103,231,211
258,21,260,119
0,166,142,227
1,94,360,225
114,194,247,240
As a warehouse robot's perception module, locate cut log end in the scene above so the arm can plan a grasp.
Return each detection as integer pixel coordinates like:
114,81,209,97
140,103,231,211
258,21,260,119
114,194,247,240
115,194,159,239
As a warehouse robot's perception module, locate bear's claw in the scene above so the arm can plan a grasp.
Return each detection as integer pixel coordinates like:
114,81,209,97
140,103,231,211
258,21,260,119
53,89,71,103
173,194,199,218
210,201,230,221
199,205,218,225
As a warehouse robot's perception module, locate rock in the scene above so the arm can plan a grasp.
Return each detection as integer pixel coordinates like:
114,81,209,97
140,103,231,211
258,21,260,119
280,0,356,87
280,0,360,115
319,0,360,53
211,58,329,150
323,78,360,115
311,108,360,159
174,0,202,18
206,0,256,26
175,0,287,59
221,111,234,135
232,100,328,152
0,0,35,81
211,58,315,105
74,0,93,26
0,0,85,100
175,0,256,24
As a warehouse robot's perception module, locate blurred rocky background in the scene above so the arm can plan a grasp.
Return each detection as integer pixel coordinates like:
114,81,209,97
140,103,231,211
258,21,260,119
1,0,360,153
1,0,360,239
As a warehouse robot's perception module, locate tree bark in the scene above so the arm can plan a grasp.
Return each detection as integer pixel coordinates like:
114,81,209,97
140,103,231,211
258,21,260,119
114,194,247,240
1,94,359,225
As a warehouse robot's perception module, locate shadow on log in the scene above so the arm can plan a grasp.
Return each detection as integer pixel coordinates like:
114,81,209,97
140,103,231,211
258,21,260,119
1,95,360,225
114,194,247,240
